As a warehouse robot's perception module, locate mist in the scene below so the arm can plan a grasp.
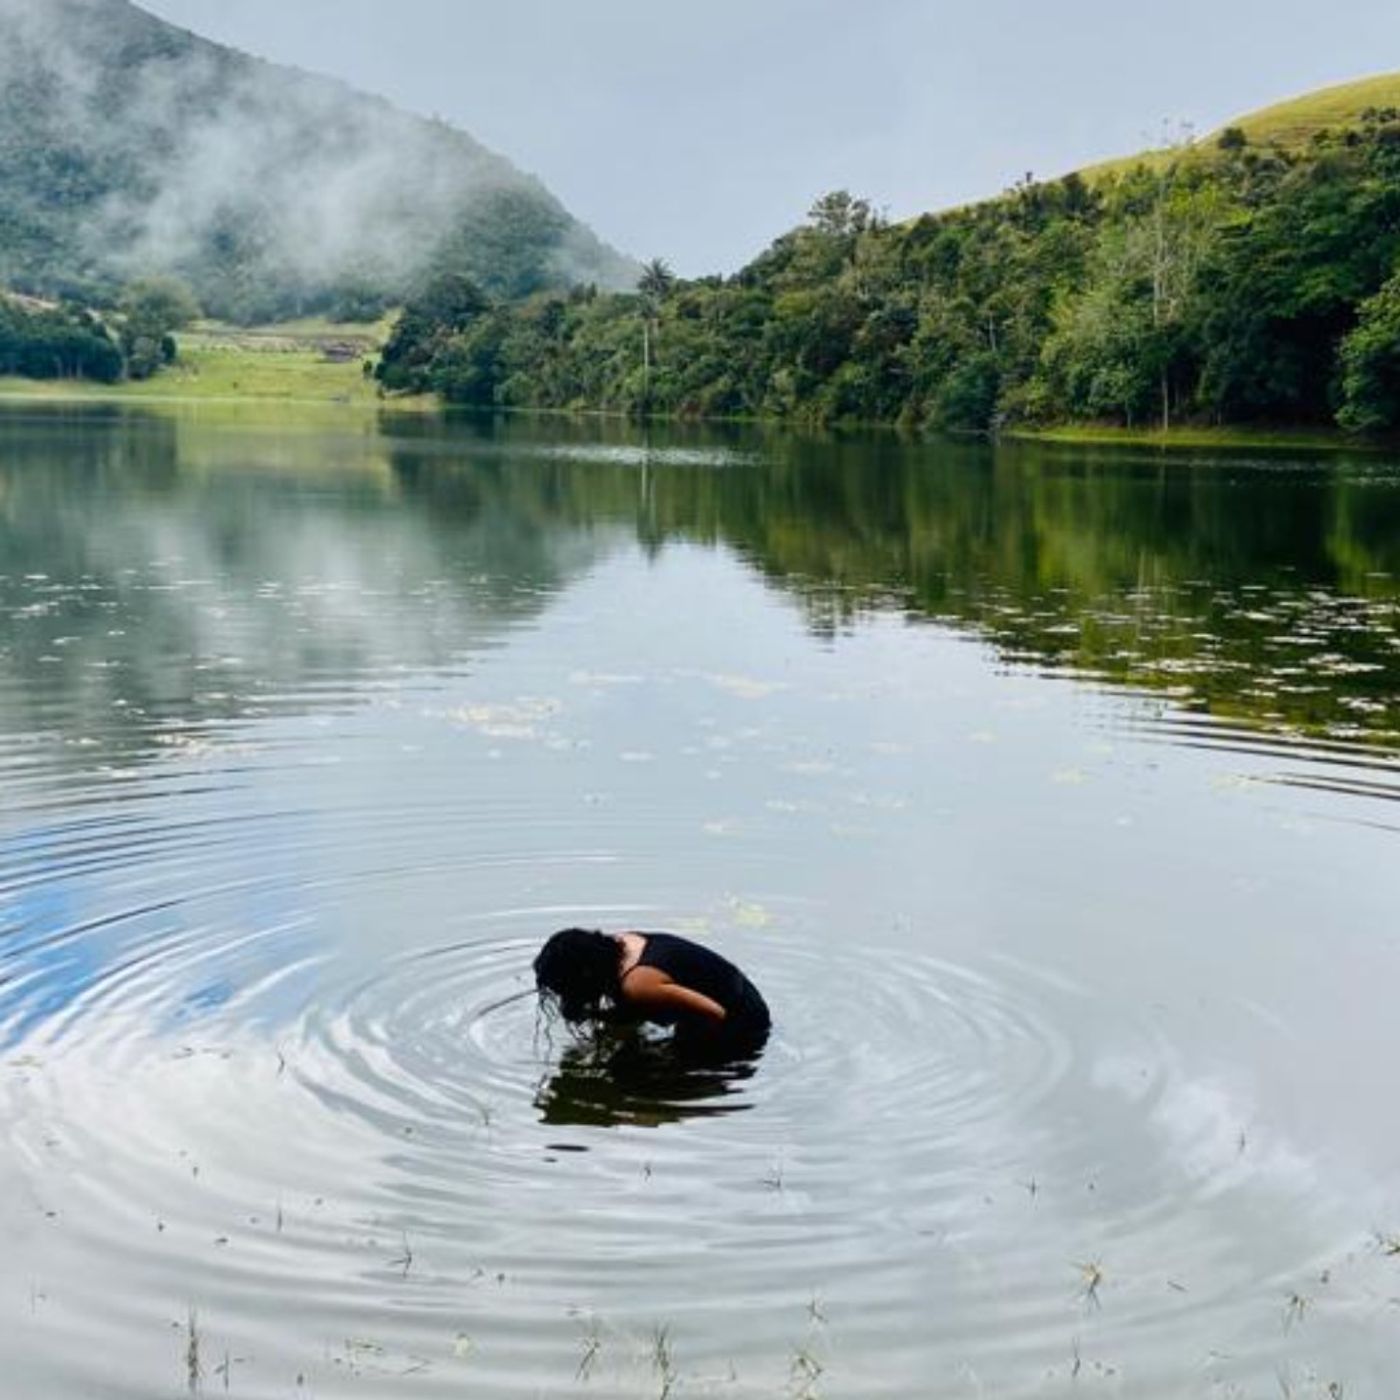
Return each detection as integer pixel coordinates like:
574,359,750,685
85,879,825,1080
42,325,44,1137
0,0,634,319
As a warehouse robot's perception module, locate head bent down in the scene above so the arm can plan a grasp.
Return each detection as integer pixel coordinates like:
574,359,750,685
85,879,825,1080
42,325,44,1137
533,927,621,1022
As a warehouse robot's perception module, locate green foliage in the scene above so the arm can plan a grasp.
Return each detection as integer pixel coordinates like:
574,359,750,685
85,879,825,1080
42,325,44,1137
1338,269,1400,430
384,112,1400,436
375,273,493,394
118,277,201,380
807,191,880,238
638,259,677,303
0,297,124,383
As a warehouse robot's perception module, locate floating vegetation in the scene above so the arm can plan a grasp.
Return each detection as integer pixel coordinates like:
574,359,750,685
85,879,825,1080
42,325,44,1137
1284,1291,1312,1332
650,1324,677,1400
789,1345,825,1399
1075,1261,1105,1311
575,1317,601,1382
184,1310,201,1396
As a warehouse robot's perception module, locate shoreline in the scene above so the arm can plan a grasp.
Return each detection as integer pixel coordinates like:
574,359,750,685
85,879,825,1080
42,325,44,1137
1006,423,1384,452
0,357,1389,454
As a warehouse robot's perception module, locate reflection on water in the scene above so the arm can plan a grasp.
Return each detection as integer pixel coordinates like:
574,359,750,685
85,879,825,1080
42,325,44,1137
3,407,1396,779
536,1033,759,1130
0,404,1397,1399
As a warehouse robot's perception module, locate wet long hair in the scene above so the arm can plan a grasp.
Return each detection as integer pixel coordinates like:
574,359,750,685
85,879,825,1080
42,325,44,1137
533,928,622,1023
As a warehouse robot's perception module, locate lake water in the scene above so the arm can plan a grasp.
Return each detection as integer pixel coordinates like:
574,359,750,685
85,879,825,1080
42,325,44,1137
1,405,1398,1399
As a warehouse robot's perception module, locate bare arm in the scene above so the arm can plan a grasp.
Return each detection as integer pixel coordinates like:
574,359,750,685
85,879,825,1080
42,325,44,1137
619,965,727,1024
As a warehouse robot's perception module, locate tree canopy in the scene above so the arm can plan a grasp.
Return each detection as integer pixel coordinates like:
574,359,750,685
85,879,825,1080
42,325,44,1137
381,111,1400,436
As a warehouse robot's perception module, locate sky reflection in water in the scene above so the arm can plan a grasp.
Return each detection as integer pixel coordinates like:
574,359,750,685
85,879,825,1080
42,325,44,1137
0,407,1397,1398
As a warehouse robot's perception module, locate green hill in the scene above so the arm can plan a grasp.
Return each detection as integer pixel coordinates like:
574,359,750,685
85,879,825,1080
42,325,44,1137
375,73,1400,436
1080,70,1400,182
0,0,637,321
1226,70,1400,145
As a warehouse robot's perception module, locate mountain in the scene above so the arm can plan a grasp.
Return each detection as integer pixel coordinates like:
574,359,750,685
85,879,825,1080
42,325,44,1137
0,0,637,321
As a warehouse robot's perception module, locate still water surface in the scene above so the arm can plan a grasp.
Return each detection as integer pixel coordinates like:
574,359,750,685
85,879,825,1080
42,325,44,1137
1,407,1398,1398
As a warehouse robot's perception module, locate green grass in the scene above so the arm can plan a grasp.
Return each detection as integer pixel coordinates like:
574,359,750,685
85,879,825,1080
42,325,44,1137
0,310,421,411
0,341,433,413
1227,70,1400,147
1078,69,1400,185
141,345,381,403
1011,422,1379,452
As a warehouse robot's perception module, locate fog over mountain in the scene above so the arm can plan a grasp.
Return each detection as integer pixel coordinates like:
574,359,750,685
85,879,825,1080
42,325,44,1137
0,0,637,320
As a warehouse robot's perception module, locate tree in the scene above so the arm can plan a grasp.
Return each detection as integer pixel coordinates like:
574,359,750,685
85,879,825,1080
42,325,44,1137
636,258,677,407
1338,270,1400,431
0,298,123,383
1142,140,1214,430
1037,255,1161,427
637,258,676,304
376,272,491,393
807,191,877,239
341,112,1400,435
118,277,200,380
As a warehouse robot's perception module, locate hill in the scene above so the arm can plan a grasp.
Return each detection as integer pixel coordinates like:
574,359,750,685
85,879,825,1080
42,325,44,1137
1080,69,1400,183
374,74,1400,436
0,0,637,322
1225,70,1400,146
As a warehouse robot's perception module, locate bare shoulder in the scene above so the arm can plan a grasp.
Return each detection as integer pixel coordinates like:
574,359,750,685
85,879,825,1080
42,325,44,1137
620,962,672,993
617,931,650,980
619,965,727,1023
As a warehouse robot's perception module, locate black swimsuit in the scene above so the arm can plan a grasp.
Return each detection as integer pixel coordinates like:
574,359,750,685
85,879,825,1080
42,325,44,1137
629,932,770,1057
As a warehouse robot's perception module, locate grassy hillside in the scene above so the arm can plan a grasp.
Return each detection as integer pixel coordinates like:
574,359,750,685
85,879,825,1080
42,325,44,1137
1226,70,1400,146
0,0,636,321
1080,69,1400,182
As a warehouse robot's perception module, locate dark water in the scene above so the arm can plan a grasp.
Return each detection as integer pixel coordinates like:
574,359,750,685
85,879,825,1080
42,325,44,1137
1,405,1398,1398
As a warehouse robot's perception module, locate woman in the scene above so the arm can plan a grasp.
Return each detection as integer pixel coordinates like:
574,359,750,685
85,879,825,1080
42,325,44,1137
534,927,770,1060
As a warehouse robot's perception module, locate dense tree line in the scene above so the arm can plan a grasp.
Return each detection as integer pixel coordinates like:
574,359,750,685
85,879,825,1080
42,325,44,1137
379,113,1400,434
0,297,124,382
0,278,199,385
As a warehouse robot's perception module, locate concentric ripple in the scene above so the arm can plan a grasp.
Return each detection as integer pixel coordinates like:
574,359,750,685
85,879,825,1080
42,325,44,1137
2,761,1393,1396
2,414,1398,1398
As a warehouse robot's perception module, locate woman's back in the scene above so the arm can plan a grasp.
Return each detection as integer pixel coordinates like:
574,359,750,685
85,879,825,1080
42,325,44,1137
634,932,770,1042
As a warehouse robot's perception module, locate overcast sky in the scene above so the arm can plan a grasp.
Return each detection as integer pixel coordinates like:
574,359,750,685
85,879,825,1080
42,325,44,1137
142,0,1400,276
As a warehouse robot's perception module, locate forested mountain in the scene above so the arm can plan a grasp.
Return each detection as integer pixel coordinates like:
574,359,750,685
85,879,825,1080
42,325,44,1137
0,0,636,322
381,74,1400,435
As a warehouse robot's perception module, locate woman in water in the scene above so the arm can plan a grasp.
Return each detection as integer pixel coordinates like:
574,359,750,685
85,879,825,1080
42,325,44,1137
534,928,770,1060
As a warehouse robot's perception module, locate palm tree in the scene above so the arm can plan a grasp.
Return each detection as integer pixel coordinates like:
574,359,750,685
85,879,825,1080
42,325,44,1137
637,258,676,406
638,258,676,303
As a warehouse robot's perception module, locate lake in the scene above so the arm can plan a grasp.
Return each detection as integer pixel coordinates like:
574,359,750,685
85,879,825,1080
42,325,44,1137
1,404,1398,1398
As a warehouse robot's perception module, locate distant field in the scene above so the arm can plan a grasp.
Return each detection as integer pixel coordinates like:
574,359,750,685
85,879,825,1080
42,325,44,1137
0,346,377,406
1078,69,1400,184
182,314,396,355
0,319,438,412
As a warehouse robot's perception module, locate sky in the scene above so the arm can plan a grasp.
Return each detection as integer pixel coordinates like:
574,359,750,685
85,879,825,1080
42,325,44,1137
141,0,1400,277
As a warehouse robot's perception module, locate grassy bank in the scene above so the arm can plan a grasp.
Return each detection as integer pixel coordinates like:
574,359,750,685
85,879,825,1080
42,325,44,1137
0,317,433,413
0,346,387,408
1009,422,1381,452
